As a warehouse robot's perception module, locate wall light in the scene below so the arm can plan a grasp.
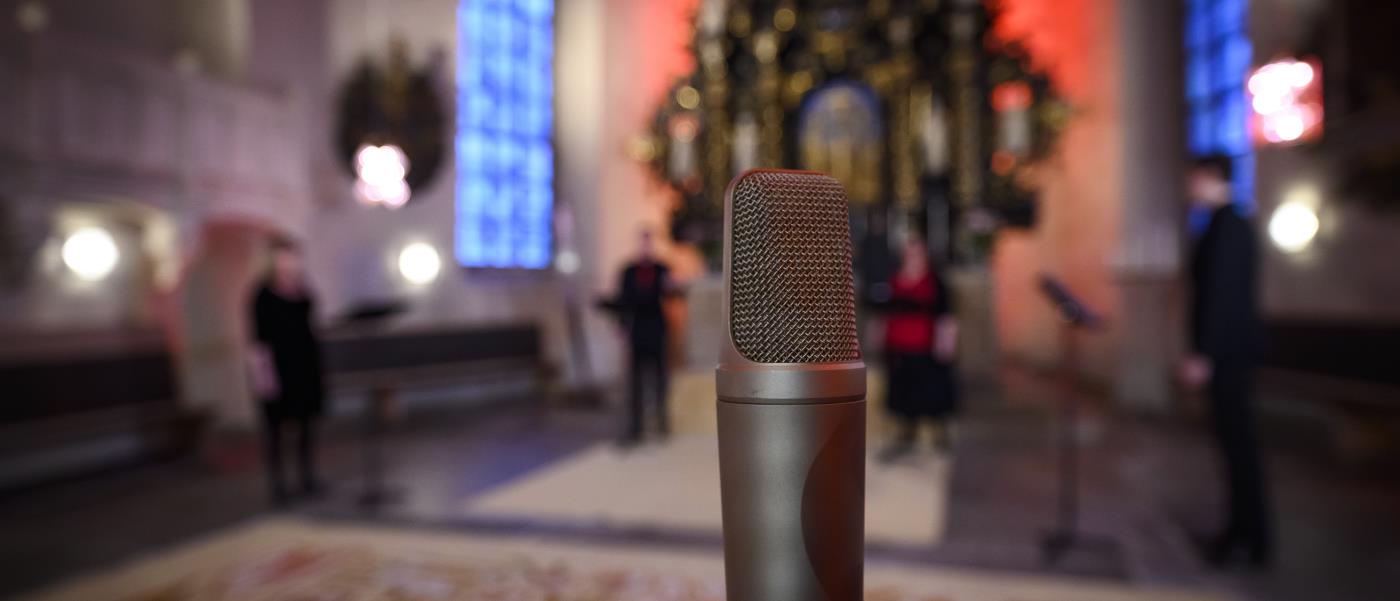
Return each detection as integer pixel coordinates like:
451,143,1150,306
554,249,580,275
61,227,120,282
1248,58,1322,145
397,242,441,285
1268,201,1319,253
15,1,49,33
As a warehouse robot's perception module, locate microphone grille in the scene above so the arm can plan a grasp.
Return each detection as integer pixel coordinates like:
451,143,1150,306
729,171,860,364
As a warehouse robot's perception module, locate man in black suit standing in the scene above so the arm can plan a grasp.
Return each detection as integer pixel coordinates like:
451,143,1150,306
1182,154,1272,567
608,229,674,446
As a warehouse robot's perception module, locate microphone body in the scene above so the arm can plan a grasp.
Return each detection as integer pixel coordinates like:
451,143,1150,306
717,170,866,601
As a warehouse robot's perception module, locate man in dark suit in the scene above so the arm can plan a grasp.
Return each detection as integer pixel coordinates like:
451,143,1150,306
1182,154,1272,567
610,230,673,446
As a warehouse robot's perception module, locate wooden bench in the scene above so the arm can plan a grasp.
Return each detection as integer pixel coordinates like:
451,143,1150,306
321,322,555,506
1258,319,1400,464
0,323,553,492
322,322,556,403
0,335,190,491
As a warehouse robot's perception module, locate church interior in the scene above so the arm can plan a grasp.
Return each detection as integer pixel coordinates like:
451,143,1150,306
1,1,1398,600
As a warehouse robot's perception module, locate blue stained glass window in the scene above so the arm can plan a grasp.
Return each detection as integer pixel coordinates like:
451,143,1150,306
1232,152,1255,204
1220,90,1249,155
1224,37,1252,81
457,0,555,268
1185,7,1209,48
1190,112,1213,155
1214,0,1247,34
1185,0,1253,211
1187,52,1211,101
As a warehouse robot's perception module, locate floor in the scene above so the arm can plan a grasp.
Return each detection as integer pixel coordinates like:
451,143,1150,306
22,517,1228,601
1,381,1397,601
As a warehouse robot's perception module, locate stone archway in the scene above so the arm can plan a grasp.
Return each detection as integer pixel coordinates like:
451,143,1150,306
172,220,276,433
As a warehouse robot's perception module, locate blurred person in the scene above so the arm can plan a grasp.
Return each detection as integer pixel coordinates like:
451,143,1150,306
248,237,326,505
1182,154,1271,567
873,232,958,461
602,229,675,447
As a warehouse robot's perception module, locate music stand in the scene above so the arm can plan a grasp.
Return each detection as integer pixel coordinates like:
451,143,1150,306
338,300,407,510
1036,275,1116,564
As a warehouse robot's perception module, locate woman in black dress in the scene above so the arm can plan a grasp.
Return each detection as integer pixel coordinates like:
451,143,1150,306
249,238,326,504
875,234,959,460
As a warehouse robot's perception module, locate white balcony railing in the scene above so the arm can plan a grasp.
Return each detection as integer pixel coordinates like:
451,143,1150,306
0,32,310,232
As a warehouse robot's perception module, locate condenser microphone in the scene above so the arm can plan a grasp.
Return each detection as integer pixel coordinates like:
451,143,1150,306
717,169,866,601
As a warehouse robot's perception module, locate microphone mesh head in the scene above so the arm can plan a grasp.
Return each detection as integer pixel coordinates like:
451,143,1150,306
729,171,860,364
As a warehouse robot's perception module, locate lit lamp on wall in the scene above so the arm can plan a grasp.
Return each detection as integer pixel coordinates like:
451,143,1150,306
397,241,441,285
61,226,119,282
991,80,1034,158
1268,201,1319,253
1268,187,1321,253
1248,57,1322,145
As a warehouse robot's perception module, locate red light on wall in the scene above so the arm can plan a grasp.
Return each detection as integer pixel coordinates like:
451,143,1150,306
992,81,1033,112
1248,57,1322,145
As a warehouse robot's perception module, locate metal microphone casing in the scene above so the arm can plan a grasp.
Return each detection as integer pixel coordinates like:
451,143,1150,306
717,169,866,601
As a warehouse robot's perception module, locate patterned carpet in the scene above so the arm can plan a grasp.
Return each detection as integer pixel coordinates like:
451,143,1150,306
19,518,1226,601
463,435,950,546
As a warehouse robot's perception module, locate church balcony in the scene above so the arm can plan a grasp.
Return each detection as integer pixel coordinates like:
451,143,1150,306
0,30,310,236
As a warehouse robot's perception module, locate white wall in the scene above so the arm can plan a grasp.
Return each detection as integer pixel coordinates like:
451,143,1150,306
1251,0,1400,322
991,0,1125,384
0,0,705,391
311,0,705,387
0,208,156,334
0,0,183,57
589,0,701,377
0,0,250,77
312,0,570,377
0,0,303,342
554,0,612,382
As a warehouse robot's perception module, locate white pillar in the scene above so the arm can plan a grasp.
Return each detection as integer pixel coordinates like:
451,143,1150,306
1113,0,1187,412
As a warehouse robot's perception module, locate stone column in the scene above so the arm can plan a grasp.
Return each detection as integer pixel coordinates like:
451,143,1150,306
1113,0,1187,413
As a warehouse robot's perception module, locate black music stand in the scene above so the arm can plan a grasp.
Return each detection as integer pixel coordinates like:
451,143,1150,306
1036,275,1115,564
338,301,407,511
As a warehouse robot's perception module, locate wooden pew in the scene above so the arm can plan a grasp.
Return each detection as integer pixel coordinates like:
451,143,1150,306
1258,319,1400,465
0,334,189,491
320,322,556,506
323,322,556,401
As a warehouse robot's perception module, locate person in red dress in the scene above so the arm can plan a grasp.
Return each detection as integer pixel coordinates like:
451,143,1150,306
874,233,958,460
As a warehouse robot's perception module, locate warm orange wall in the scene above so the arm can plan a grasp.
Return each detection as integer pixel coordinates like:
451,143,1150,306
991,0,1099,106
990,0,1124,378
579,0,703,373
593,0,701,294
